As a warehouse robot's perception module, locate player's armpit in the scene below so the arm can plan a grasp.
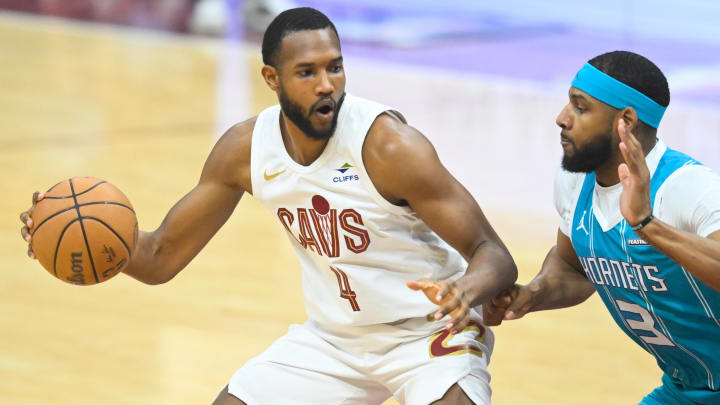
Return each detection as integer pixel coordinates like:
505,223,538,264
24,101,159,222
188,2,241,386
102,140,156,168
123,120,253,285
555,229,586,278
525,230,595,312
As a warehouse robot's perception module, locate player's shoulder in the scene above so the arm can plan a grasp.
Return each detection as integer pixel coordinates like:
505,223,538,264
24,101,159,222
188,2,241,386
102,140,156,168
658,162,720,201
554,167,585,196
223,116,257,145
664,162,719,183
364,113,432,164
201,116,258,189
553,167,585,216
212,116,257,162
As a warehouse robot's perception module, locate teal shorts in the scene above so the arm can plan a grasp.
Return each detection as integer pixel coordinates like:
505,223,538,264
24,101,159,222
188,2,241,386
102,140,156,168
639,374,720,405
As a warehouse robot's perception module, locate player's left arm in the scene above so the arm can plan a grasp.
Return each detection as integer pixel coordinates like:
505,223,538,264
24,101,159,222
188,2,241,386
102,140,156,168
364,114,518,334
618,120,720,292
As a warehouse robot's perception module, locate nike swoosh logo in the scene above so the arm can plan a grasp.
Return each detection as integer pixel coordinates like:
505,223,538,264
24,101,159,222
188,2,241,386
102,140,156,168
264,169,286,181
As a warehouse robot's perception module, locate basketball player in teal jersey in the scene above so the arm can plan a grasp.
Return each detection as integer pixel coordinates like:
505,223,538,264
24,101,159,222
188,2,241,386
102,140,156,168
484,51,720,404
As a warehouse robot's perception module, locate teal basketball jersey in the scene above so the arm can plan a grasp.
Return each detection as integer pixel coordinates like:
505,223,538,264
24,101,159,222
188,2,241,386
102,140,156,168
571,147,720,404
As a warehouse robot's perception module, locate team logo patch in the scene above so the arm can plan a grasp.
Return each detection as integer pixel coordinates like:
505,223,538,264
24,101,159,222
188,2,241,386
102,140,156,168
264,168,286,181
628,238,649,246
336,163,353,173
333,163,359,183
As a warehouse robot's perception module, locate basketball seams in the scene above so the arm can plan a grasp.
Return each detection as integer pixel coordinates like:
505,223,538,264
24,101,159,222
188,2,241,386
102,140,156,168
52,218,81,278
32,202,135,237
81,217,133,258
43,180,107,199
69,178,100,284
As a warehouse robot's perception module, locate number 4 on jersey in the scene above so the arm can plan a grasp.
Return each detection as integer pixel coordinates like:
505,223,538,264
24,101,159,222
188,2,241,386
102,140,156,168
329,266,360,311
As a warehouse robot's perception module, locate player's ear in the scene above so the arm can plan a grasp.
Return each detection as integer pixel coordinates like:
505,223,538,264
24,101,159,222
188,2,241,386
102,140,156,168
261,65,280,92
619,107,640,132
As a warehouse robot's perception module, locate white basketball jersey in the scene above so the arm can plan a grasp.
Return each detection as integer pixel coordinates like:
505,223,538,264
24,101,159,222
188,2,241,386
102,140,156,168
250,94,467,328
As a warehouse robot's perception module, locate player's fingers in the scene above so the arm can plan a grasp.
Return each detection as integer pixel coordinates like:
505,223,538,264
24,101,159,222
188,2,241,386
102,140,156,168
619,124,645,171
435,294,461,320
449,300,468,322
504,287,534,319
27,243,35,259
490,291,514,308
19,211,31,227
619,141,638,172
21,226,31,242
449,299,470,333
450,313,471,335
505,301,533,320
484,301,508,320
32,191,44,205
448,317,470,335
436,281,453,301
407,278,432,291
618,163,630,183
483,310,503,326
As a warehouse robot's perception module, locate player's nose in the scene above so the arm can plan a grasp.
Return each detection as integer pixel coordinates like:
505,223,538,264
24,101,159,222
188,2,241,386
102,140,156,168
556,104,571,129
315,71,333,96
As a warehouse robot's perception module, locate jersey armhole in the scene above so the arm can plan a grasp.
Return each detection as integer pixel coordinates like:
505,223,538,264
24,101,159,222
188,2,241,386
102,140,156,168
353,111,415,216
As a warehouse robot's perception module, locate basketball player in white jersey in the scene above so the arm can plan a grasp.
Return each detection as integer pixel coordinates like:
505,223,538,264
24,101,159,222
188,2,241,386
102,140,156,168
19,7,517,404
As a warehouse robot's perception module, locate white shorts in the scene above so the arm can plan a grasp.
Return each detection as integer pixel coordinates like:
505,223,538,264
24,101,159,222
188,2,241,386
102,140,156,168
228,312,494,405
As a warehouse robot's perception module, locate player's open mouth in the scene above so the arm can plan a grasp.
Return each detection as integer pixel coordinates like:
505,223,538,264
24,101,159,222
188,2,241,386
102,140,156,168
314,101,335,122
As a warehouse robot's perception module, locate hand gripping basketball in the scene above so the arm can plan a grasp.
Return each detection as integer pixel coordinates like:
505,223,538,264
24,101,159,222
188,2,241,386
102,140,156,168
20,191,44,259
21,177,138,285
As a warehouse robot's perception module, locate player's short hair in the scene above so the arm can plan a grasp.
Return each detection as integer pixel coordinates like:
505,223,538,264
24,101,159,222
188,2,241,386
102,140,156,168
588,51,670,108
262,7,339,67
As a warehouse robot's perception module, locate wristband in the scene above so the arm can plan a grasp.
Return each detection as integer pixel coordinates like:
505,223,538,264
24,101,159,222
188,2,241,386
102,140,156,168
631,213,655,231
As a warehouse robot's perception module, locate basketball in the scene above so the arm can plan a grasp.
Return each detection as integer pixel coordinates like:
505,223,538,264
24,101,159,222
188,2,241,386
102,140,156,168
30,176,138,285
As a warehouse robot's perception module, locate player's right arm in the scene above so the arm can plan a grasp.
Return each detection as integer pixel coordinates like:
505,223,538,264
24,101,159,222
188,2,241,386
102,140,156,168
119,119,254,284
484,168,598,326
483,229,596,325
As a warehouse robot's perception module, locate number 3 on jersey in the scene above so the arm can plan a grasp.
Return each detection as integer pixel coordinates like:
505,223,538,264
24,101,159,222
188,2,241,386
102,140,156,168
616,299,674,346
330,266,360,311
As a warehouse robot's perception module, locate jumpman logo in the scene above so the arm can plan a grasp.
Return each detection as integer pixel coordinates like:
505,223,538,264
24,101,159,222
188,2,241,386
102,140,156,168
576,210,589,236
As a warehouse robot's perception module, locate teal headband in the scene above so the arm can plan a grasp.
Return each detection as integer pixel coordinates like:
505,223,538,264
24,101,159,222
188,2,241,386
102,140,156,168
571,63,666,128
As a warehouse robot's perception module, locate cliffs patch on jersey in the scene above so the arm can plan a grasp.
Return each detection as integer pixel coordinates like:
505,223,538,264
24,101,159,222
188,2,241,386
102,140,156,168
277,195,370,257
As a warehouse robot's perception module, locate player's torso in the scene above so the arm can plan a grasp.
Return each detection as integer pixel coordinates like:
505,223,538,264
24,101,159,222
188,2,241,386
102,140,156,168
249,94,467,328
570,148,720,392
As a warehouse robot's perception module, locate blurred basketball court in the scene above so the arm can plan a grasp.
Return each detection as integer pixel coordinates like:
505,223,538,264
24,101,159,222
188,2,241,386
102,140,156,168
1,1,719,403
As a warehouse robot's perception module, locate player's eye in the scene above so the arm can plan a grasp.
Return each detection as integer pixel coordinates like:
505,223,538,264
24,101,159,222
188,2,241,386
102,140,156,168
331,64,343,73
297,70,312,78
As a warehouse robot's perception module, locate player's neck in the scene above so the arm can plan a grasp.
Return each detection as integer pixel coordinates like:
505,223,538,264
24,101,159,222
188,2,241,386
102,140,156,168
279,113,330,166
594,156,624,187
594,136,657,187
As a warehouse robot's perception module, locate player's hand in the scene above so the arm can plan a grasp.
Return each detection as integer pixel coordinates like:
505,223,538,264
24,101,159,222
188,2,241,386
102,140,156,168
407,278,471,335
617,120,652,226
19,191,44,259
482,284,535,326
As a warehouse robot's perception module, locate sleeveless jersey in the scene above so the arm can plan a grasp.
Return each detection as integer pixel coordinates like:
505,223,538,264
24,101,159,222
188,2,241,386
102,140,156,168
250,94,467,328
570,148,720,403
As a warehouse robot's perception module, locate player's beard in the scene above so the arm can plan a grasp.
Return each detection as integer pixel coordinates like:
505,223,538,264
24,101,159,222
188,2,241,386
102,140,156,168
279,89,346,140
561,126,613,173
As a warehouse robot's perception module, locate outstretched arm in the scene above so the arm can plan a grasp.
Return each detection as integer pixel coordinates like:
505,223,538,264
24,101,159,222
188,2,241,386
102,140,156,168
617,120,720,291
483,229,596,325
122,120,253,284
364,114,517,334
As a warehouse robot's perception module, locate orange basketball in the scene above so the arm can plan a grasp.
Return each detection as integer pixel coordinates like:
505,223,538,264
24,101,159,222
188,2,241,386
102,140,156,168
30,176,138,285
